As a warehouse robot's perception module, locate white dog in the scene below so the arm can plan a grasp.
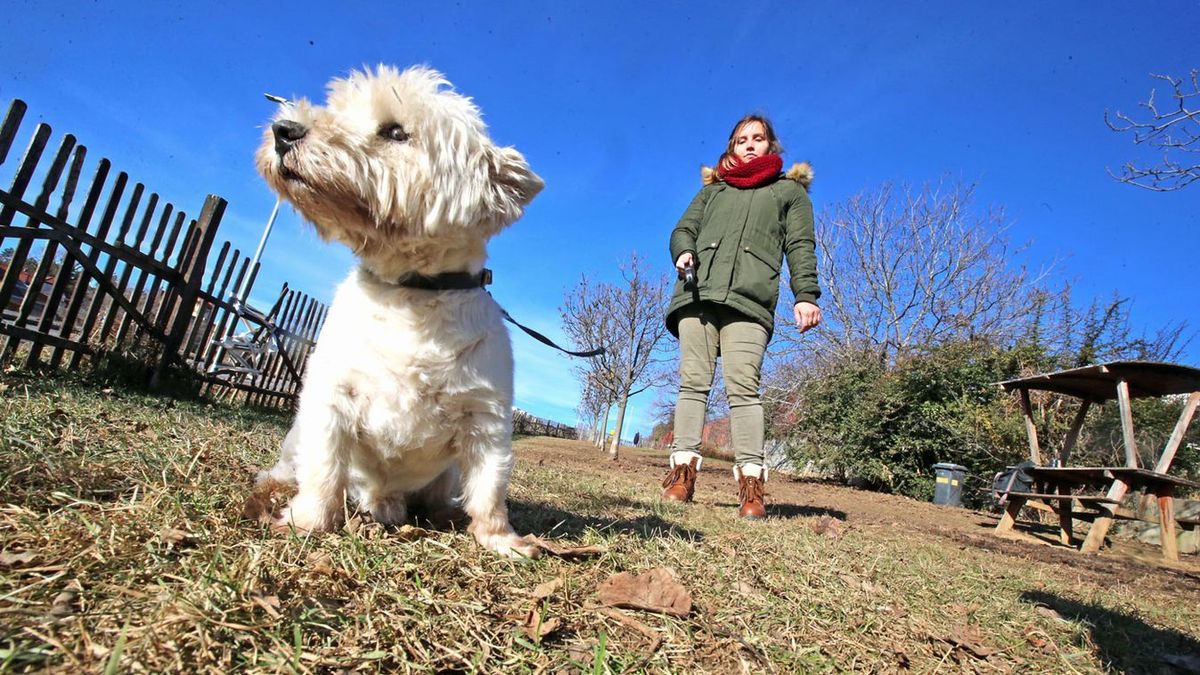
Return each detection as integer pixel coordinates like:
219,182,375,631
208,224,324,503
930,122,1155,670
254,65,543,557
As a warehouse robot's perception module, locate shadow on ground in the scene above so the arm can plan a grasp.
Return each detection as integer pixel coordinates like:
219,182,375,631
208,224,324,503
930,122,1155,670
509,498,704,542
767,503,847,520
710,502,848,520
1020,590,1200,674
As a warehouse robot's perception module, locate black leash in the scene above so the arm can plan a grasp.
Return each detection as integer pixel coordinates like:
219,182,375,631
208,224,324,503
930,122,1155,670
379,266,605,358
499,308,605,358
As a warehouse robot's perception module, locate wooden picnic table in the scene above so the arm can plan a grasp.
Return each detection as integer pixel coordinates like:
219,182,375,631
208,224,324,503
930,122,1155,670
991,361,1200,561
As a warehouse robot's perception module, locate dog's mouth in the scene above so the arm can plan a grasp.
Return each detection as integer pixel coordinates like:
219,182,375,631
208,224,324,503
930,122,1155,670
279,164,305,184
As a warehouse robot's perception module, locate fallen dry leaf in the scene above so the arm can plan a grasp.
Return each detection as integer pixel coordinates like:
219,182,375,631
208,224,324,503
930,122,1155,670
596,567,692,618
49,590,77,617
838,574,880,594
158,527,196,549
567,638,597,663
810,514,846,539
1033,605,1065,621
526,535,607,558
937,625,993,659
344,515,363,536
592,605,661,639
520,576,566,643
357,520,386,539
1023,626,1056,654
392,524,432,542
531,577,564,600
0,551,38,567
522,608,561,642
47,579,83,618
307,551,336,576
251,593,282,619
947,602,981,616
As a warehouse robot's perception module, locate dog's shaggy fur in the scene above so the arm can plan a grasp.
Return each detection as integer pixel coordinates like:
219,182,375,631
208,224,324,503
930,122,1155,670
255,65,543,557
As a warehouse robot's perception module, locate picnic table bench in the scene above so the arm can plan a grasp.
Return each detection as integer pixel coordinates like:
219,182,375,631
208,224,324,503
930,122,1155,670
991,361,1200,561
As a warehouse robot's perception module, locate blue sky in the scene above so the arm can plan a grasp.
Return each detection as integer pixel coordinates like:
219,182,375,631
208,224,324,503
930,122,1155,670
3,2,1199,438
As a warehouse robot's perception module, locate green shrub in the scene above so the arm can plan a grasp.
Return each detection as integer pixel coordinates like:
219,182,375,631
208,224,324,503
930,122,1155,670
773,336,1199,506
777,340,1030,505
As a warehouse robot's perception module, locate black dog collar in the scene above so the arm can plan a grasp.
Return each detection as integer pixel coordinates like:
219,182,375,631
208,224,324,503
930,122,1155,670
375,268,493,290
363,266,604,357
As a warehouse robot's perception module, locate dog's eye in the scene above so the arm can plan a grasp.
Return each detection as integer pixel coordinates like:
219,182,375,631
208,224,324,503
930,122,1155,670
379,123,409,142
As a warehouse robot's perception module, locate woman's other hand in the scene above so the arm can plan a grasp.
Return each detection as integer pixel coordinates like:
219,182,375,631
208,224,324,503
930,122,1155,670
794,301,821,332
675,252,695,274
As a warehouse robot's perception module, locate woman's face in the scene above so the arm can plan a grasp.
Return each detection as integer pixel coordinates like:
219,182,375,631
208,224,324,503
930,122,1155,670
732,121,770,162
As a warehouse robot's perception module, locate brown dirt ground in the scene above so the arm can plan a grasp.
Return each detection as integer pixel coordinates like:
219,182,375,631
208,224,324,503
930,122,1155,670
516,438,1200,595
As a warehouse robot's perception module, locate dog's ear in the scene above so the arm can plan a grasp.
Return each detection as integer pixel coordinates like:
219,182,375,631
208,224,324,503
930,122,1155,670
485,146,544,223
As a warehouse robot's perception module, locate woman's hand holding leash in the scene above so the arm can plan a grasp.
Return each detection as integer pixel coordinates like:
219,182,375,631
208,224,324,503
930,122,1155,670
794,301,821,333
676,252,698,291
675,252,695,274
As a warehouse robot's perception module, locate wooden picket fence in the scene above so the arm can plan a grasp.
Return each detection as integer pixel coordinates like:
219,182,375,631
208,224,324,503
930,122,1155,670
0,98,326,408
513,409,578,439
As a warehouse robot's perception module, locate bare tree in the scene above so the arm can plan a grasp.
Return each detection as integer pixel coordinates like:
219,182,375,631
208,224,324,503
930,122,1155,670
575,387,600,444
774,181,1038,368
562,290,618,450
576,373,613,448
1107,70,1200,191
561,253,672,459
1020,283,1191,368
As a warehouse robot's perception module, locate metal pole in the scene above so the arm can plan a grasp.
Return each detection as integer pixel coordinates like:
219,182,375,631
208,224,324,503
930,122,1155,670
207,197,282,376
236,196,282,305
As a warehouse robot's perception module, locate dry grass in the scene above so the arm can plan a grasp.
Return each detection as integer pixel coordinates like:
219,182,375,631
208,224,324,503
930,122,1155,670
2,371,1199,673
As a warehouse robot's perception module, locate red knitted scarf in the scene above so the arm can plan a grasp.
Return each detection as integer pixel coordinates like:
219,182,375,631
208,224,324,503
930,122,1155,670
719,153,783,188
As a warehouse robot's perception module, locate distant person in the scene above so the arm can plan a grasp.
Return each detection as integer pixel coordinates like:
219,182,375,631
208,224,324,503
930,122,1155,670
660,114,820,519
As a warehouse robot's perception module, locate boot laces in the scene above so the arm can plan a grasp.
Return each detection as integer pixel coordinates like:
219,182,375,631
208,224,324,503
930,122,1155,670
662,462,697,489
738,475,765,504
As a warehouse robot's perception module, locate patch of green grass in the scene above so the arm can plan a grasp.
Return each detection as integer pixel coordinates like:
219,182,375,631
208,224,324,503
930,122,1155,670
1,372,1198,673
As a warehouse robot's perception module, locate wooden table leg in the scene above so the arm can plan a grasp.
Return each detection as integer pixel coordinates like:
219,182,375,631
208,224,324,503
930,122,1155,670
996,496,1027,535
1082,477,1130,554
1056,483,1073,547
1158,485,1179,562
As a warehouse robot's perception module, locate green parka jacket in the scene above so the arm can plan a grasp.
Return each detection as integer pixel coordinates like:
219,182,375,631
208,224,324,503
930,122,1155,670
666,162,820,339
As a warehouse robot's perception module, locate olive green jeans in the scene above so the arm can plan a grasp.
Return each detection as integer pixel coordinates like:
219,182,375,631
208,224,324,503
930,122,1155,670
671,303,769,466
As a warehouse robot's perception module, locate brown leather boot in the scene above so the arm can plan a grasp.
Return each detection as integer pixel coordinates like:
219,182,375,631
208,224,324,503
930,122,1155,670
735,464,767,519
661,452,701,502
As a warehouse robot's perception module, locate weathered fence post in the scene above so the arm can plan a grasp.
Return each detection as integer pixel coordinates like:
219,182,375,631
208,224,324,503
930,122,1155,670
149,194,225,390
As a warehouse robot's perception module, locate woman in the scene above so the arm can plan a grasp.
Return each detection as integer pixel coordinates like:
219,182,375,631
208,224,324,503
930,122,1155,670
660,114,821,519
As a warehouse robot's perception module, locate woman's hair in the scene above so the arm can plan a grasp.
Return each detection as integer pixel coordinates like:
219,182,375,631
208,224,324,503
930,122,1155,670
716,114,783,173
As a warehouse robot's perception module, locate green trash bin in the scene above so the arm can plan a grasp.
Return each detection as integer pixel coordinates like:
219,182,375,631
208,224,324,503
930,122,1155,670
932,463,967,507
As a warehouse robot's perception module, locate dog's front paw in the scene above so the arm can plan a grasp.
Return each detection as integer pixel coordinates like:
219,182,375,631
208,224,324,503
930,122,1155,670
473,530,542,559
277,494,340,534
367,495,409,526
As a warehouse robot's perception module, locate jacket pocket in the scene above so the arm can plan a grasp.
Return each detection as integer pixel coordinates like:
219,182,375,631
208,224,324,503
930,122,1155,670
696,239,720,282
734,242,782,306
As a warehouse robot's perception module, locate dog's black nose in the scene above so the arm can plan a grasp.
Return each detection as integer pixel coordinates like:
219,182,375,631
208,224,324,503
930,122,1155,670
272,120,308,157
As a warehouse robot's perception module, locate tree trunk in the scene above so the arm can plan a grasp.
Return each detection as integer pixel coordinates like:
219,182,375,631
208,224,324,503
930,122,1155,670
596,402,611,449
590,414,603,446
608,389,629,460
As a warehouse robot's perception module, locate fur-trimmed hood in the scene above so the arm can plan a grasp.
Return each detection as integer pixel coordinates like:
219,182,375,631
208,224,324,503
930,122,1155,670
700,161,814,188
